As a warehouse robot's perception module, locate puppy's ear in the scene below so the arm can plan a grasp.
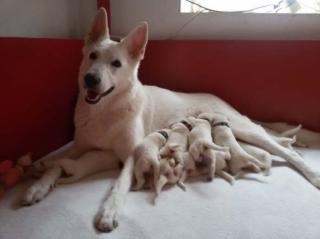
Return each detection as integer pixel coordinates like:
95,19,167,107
122,22,148,60
85,8,109,45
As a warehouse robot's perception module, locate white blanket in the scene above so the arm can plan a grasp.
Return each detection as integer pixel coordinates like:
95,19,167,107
1,148,320,239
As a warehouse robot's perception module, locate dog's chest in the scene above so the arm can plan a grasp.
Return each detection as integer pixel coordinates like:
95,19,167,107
74,112,132,151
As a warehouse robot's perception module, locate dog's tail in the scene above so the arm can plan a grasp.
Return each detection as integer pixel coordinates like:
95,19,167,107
259,122,320,147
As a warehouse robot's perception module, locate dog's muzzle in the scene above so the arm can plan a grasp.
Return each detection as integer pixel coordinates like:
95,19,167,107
85,86,115,104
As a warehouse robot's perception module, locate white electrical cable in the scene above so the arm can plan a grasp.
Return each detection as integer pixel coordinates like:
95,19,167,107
185,0,320,13
184,0,285,13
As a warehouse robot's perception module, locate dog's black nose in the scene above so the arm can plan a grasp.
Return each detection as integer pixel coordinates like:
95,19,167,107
84,73,101,88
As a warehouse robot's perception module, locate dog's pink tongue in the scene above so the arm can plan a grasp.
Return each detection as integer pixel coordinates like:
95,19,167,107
87,90,99,99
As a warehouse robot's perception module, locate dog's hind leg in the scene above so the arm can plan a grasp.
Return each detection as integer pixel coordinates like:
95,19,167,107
31,141,78,174
57,150,119,184
21,150,119,205
232,120,320,188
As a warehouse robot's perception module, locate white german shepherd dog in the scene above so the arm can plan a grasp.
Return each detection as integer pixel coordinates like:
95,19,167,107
21,8,320,232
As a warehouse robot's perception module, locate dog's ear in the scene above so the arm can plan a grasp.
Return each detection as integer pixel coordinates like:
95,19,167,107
85,8,109,45
122,22,148,60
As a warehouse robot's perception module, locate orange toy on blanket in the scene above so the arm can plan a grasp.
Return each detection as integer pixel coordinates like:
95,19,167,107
0,154,32,198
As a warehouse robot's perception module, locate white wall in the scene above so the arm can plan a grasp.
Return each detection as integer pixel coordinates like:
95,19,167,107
110,0,320,40
1,0,320,40
0,0,97,39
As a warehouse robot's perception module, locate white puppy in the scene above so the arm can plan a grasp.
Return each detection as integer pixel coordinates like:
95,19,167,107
132,129,171,191
187,116,227,160
199,112,264,174
187,116,228,180
159,121,191,163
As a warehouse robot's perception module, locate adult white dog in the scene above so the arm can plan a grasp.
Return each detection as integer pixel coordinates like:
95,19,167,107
21,8,320,232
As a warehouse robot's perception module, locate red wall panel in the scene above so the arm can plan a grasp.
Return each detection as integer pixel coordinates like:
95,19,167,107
0,38,82,159
0,38,319,160
140,40,320,132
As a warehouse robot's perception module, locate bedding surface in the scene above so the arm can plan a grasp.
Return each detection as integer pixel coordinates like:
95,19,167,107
1,147,320,239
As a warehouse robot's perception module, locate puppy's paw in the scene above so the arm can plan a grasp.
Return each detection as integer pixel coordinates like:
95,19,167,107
130,185,141,191
177,181,187,191
21,181,54,206
244,162,261,173
130,180,145,191
95,210,118,233
207,176,214,182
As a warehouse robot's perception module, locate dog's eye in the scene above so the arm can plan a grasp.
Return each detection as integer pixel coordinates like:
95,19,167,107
89,52,98,60
111,59,121,68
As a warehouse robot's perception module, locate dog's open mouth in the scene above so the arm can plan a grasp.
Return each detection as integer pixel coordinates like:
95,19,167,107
85,86,115,104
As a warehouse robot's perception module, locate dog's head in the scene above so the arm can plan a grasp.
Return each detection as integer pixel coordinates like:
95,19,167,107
79,8,148,104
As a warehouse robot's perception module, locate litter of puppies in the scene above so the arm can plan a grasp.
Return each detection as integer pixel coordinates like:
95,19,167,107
132,112,299,202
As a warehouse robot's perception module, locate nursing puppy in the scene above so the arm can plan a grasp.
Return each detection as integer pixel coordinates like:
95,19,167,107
179,150,234,189
199,112,264,174
159,121,191,164
132,129,171,191
187,116,227,180
187,116,227,160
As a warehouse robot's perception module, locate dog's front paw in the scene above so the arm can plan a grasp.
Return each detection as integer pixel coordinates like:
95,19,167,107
95,209,119,233
21,181,54,206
